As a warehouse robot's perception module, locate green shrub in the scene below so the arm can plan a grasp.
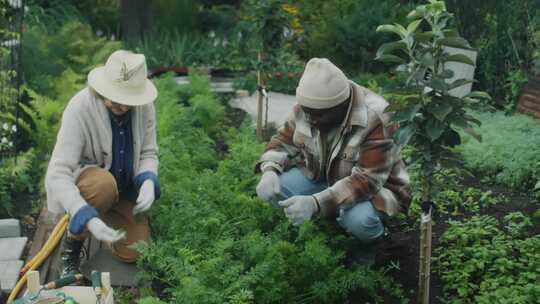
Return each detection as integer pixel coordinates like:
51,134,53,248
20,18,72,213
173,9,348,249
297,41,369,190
456,111,540,190
294,0,416,74
23,18,122,98
434,215,540,303
0,150,40,217
447,0,540,104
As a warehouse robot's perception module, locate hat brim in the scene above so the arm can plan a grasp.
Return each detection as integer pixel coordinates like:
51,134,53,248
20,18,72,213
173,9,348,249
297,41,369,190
88,66,157,106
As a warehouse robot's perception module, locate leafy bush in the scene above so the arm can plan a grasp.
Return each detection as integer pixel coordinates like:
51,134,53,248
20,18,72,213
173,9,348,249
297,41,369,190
456,111,540,190
447,0,540,104
0,150,40,217
136,74,406,303
293,0,416,74
434,215,540,303
23,15,122,98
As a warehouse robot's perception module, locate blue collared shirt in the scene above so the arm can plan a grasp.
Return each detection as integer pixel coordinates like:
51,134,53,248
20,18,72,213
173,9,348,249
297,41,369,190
108,111,161,201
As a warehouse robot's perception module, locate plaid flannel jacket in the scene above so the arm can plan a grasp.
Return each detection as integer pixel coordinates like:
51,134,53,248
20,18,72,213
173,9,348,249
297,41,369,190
256,82,411,218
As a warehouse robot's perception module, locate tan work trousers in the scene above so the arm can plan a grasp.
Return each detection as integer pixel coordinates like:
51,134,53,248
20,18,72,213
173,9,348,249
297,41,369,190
72,167,150,263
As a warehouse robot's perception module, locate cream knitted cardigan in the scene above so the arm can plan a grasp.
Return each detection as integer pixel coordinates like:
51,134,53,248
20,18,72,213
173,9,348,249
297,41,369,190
45,87,159,216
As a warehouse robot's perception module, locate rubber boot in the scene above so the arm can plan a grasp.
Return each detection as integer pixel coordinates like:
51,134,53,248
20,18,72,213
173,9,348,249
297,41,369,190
60,236,84,276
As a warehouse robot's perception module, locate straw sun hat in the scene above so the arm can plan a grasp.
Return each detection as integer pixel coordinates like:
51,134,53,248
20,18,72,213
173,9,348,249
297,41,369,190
88,50,157,106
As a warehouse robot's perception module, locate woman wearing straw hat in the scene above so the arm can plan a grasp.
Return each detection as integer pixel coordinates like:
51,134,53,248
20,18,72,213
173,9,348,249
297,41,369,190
45,50,160,275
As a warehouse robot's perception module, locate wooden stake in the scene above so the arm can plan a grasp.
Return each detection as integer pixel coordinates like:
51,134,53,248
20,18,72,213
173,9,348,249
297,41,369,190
27,270,40,295
256,52,264,140
418,207,432,304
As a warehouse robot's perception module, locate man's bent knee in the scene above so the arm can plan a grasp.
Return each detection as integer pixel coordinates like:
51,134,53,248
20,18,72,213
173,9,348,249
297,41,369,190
337,202,384,243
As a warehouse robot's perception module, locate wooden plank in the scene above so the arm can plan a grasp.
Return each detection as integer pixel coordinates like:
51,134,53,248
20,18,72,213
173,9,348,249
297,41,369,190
19,208,64,298
521,99,540,111
521,87,540,97
517,76,540,120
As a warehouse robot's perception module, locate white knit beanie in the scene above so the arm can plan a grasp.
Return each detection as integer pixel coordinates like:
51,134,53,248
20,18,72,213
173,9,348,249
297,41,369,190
296,58,350,109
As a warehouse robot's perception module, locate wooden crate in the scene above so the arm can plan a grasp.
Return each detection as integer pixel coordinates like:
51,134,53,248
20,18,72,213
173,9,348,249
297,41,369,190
517,74,540,120
22,271,114,304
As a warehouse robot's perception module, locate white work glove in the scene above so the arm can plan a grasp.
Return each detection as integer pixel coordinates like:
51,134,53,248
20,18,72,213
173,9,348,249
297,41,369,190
278,195,319,226
134,180,155,214
86,218,126,243
256,170,281,201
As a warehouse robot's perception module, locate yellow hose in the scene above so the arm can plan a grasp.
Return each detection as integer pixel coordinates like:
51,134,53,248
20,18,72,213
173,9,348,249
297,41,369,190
20,215,69,276
7,215,69,303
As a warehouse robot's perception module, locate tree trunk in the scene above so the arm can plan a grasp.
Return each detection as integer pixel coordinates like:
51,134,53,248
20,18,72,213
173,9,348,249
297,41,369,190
120,0,153,42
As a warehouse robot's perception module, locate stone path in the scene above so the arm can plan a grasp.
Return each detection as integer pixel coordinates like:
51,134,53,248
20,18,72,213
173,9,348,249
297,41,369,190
0,219,27,293
230,91,297,127
174,75,297,127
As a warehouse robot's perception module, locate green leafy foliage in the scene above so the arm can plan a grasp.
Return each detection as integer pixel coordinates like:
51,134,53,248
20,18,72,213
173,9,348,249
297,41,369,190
376,0,491,201
0,149,40,217
23,13,122,98
446,0,540,104
455,111,540,190
292,0,416,74
434,215,540,303
136,74,406,303
405,161,502,220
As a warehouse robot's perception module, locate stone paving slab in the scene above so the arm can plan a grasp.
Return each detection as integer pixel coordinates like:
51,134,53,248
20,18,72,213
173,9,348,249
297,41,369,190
0,237,27,261
81,249,138,287
0,260,23,293
174,76,235,93
0,219,21,238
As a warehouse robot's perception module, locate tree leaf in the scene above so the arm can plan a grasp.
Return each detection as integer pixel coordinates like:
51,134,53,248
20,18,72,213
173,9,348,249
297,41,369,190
448,114,469,128
407,6,426,20
393,124,416,145
425,118,446,141
393,104,421,122
464,114,482,126
442,29,460,37
436,37,471,49
440,69,455,79
428,102,453,121
448,78,474,90
375,54,405,64
463,127,482,142
415,31,436,43
376,24,407,38
444,54,476,66
376,41,408,58
430,78,448,91
407,19,423,33
464,91,491,100
419,52,435,68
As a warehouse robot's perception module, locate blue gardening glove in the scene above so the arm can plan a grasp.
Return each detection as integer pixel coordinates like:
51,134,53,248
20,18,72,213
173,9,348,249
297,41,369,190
278,195,319,226
69,205,98,235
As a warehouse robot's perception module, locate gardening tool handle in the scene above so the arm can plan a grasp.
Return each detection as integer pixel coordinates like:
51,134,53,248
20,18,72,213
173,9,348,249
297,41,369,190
43,274,84,289
92,270,103,300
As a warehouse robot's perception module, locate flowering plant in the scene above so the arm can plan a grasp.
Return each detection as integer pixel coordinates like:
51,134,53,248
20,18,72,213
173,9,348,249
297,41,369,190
0,122,17,155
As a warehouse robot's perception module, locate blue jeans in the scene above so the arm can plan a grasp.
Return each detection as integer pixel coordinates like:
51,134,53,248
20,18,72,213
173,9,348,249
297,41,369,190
278,168,384,243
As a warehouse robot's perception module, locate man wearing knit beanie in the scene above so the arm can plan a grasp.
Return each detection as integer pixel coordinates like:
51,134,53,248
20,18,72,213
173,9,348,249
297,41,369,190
255,58,410,247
